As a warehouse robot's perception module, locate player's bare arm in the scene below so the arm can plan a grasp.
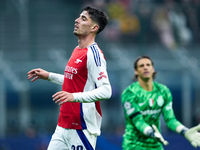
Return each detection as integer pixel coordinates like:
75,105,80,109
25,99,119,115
27,68,49,82
52,91,74,105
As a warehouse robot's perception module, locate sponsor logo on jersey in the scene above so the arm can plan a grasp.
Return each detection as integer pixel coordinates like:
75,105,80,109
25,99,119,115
74,59,82,64
141,109,161,115
149,98,154,107
65,66,78,80
65,66,78,74
65,73,73,80
97,72,107,80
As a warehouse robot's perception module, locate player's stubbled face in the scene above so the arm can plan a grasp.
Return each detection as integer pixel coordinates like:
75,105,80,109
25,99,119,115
73,11,95,36
135,58,155,80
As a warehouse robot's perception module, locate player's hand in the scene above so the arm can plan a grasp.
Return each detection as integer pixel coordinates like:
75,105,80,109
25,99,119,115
185,124,200,148
27,68,49,82
52,91,74,105
152,125,169,146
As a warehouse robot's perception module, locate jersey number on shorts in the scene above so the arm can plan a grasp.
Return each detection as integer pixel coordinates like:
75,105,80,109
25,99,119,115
71,145,83,150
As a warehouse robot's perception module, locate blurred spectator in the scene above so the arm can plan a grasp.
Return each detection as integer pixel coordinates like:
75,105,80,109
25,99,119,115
152,0,193,49
152,5,176,49
106,0,140,40
168,4,192,46
135,2,154,44
102,20,121,41
182,0,200,43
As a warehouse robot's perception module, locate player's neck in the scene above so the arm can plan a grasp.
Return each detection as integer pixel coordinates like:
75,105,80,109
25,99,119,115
138,78,153,91
78,34,96,49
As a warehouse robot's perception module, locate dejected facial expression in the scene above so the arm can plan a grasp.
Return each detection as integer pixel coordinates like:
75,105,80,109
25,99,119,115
135,58,155,81
73,11,98,36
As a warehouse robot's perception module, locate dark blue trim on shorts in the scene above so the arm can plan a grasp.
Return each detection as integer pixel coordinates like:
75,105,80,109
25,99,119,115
80,103,87,129
76,130,94,150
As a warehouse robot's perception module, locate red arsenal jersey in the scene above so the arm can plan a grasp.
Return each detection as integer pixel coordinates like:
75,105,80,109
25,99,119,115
58,43,111,135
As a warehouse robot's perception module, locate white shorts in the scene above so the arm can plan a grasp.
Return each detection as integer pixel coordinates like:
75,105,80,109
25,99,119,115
47,125,97,150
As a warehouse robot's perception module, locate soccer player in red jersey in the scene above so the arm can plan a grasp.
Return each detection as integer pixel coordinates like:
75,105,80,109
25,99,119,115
28,5,111,150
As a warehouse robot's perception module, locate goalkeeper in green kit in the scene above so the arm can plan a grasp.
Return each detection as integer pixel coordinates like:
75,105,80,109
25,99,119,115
121,55,200,150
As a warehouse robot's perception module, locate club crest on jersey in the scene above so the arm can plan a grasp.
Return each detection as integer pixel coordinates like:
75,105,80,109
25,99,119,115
97,72,107,80
157,96,164,107
74,59,82,64
149,98,154,107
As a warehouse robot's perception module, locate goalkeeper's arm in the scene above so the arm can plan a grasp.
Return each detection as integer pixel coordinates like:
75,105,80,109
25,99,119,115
176,124,200,148
144,125,169,146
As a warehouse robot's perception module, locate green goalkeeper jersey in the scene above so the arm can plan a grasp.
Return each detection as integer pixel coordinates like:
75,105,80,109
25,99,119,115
121,81,182,150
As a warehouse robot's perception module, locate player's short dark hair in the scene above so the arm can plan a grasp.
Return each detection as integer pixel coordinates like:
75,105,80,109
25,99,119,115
81,5,109,34
133,55,157,79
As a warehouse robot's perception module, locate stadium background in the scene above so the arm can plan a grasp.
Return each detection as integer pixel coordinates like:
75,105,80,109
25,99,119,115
0,0,200,149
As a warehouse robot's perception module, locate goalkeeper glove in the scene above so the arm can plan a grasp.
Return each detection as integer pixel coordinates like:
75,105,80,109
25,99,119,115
152,125,169,146
184,124,200,148
147,125,169,146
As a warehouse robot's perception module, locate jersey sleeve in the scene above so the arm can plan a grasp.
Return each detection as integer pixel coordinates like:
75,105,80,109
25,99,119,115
73,46,112,103
48,72,64,85
161,86,183,132
122,89,152,135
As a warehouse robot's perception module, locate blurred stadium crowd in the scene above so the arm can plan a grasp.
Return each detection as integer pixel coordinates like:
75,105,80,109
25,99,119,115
0,0,200,149
90,0,200,48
